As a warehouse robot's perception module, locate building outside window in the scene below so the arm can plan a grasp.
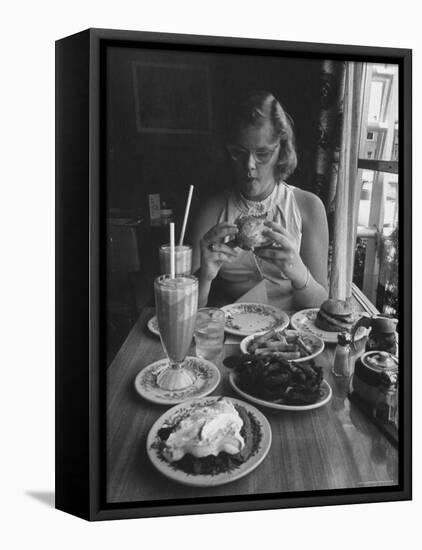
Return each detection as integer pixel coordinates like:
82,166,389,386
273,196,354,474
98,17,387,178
354,63,398,315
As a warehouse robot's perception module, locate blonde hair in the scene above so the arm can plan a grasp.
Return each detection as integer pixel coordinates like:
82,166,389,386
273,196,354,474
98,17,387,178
229,90,297,181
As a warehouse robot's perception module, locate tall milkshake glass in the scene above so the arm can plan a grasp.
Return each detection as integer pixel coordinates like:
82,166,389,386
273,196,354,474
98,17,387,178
154,274,198,390
159,244,192,275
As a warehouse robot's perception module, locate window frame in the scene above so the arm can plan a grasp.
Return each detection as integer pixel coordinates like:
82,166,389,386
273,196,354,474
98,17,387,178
355,63,399,305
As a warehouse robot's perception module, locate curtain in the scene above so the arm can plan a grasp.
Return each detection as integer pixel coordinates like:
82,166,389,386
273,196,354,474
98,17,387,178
312,61,365,300
313,60,346,219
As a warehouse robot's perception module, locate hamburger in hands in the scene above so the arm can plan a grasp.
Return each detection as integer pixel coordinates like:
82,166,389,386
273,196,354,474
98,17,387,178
234,215,274,250
315,299,355,332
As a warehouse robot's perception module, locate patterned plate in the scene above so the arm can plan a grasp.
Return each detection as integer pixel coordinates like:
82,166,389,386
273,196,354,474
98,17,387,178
240,330,325,362
134,356,221,405
221,302,289,337
146,396,272,486
229,373,332,411
290,308,367,344
147,315,160,337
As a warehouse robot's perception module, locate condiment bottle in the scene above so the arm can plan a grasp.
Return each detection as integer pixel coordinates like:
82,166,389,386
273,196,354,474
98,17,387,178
370,352,399,425
374,384,398,425
332,332,352,377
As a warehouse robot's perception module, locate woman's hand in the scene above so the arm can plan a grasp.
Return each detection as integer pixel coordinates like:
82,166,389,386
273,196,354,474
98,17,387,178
199,222,241,282
255,220,308,288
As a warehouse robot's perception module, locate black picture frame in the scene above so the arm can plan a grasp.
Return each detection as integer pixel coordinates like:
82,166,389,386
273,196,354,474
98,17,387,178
55,28,412,521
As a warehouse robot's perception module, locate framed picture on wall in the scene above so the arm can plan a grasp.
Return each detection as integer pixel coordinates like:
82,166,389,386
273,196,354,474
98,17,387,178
56,28,412,521
132,62,212,134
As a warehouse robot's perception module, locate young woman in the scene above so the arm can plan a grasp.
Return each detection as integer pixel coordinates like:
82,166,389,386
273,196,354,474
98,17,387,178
191,90,329,310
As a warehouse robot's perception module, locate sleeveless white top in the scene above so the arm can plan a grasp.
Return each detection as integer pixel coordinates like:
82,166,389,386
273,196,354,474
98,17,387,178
216,182,303,309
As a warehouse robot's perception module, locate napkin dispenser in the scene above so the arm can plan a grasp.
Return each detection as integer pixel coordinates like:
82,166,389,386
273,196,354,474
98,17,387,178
349,351,398,425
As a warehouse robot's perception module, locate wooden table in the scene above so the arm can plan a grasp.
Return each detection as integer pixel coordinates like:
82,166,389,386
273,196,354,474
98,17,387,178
106,295,398,504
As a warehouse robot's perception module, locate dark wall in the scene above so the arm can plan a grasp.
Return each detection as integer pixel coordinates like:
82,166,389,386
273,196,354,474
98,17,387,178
106,46,323,221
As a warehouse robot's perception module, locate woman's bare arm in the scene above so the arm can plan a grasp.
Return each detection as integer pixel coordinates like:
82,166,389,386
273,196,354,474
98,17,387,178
189,193,240,307
292,188,329,308
190,194,226,274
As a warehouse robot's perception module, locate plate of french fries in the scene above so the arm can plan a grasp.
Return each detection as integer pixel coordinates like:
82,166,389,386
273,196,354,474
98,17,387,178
240,327,325,362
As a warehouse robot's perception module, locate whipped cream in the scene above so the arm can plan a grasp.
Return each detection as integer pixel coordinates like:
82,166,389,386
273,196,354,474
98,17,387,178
163,399,245,462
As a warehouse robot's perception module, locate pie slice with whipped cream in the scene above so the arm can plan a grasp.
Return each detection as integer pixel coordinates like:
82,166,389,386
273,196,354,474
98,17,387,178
162,399,245,463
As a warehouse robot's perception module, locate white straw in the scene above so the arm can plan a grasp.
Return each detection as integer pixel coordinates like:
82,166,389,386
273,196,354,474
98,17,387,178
170,222,175,279
179,185,194,246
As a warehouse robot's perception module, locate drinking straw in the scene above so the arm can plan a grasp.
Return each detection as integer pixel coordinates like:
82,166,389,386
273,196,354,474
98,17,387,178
170,222,175,279
179,185,194,246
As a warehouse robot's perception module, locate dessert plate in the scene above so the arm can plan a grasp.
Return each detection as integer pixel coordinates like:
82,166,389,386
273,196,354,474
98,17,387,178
221,302,289,337
134,356,220,405
290,308,367,344
146,396,272,486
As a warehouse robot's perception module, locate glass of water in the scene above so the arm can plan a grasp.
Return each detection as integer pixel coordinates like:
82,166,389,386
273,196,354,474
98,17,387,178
194,307,225,364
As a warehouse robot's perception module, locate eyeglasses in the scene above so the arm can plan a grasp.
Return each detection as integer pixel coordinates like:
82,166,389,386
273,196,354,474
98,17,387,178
226,143,280,165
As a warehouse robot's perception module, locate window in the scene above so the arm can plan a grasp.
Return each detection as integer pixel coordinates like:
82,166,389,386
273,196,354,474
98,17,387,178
353,63,399,314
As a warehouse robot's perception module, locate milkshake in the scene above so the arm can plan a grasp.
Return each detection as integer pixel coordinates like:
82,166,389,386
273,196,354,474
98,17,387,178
154,274,198,389
159,244,192,275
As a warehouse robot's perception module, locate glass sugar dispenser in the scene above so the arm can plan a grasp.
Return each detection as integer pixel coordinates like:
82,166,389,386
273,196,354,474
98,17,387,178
332,332,353,378
349,350,399,426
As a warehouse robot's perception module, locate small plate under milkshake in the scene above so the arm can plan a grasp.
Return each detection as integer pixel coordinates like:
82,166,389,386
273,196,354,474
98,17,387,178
134,356,221,405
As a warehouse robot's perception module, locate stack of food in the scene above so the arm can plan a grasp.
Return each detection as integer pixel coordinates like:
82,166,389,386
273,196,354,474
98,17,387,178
225,354,324,406
315,299,356,333
243,327,323,361
153,398,262,475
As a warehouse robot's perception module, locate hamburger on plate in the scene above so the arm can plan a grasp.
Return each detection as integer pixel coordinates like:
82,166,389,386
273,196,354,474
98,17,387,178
315,299,355,333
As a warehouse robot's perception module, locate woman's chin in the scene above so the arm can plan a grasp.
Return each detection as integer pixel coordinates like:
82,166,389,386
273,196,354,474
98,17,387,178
240,179,261,197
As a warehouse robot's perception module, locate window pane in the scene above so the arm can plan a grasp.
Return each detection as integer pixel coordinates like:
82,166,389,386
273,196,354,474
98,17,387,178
383,173,398,235
357,170,374,227
354,62,400,315
361,64,398,161
368,80,384,123
357,169,398,234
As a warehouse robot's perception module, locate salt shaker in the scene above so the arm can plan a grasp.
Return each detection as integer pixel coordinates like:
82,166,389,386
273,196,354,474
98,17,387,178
332,332,352,377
